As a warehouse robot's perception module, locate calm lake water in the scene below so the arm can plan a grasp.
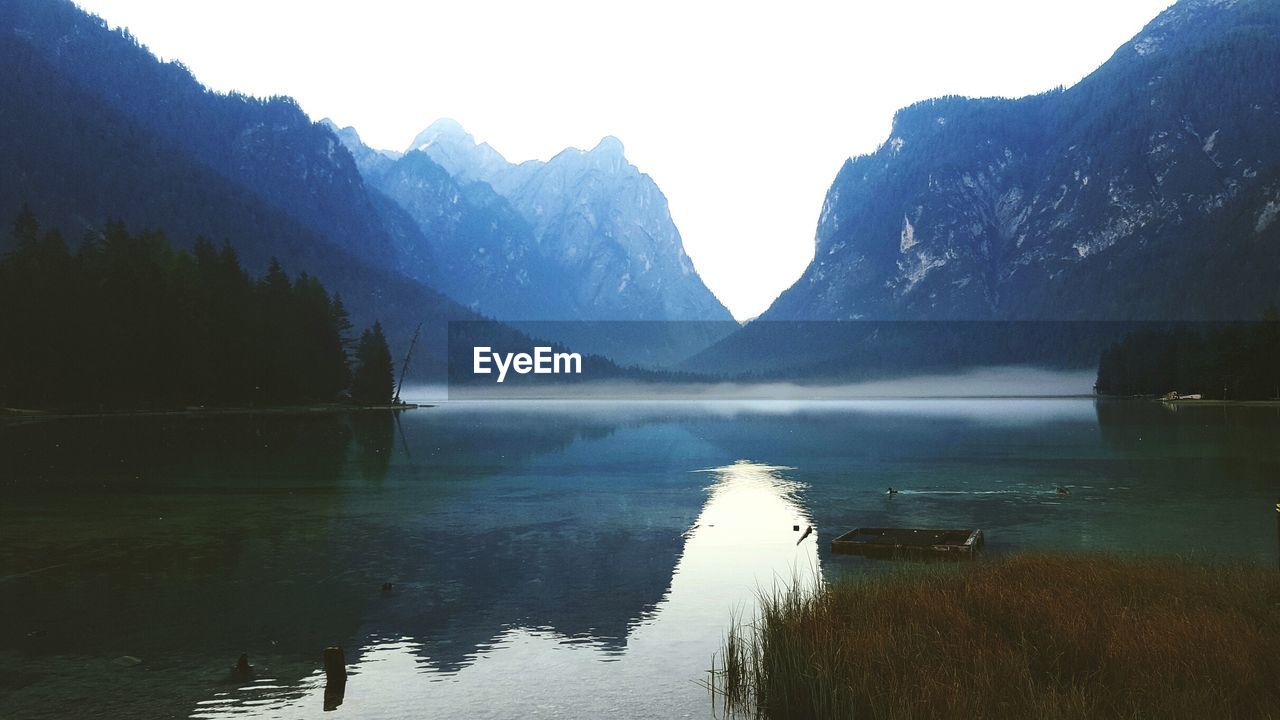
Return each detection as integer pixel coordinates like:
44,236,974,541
2,398,1278,719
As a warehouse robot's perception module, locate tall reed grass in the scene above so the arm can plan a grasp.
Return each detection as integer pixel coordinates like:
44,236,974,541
708,553,1280,719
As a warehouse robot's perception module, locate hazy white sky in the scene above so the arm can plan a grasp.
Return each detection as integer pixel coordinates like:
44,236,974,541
76,0,1171,320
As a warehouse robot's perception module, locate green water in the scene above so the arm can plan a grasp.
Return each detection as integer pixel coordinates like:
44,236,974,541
1,398,1277,718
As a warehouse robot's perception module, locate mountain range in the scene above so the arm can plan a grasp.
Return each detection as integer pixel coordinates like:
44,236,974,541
3,0,1278,381
0,0,730,378
763,0,1280,323
684,0,1280,377
0,0,477,374
329,118,733,324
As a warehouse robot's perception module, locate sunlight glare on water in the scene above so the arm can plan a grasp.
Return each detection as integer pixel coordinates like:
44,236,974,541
189,460,819,719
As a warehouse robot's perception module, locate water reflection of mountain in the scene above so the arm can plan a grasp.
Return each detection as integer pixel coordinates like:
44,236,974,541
1,408,704,719
193,460,820,719
360,409,709,673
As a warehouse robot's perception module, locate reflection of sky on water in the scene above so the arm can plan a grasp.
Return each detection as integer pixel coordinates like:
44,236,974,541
191,461,818,719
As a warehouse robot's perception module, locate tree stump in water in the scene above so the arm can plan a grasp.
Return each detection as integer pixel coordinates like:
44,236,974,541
323,646,346,684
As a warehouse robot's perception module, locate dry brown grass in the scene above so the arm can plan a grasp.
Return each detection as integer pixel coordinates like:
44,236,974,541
708,553,1280,720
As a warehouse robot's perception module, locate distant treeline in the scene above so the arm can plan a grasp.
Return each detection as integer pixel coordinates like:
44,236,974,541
1095,314,1280,399
0,208,394,410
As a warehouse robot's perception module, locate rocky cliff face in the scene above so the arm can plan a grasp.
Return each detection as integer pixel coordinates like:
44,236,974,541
340,119,733,322
764,0,1280,322
481,134,730,322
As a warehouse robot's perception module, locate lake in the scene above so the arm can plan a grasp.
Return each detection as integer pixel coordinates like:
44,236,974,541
2,398,1278,718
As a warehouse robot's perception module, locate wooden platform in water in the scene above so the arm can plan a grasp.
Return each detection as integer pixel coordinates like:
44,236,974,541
831,527,984,561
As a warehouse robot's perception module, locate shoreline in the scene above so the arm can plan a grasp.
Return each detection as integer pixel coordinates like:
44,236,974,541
0,403,425,422
1094,395,1280,407
7,397,1280,420
1160,398,1280,407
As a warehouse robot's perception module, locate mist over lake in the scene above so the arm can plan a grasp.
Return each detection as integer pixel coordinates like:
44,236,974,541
424,366,1097,401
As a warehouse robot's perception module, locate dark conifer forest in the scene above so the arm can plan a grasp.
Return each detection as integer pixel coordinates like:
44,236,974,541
1095,312,1280,400
0,208,394,410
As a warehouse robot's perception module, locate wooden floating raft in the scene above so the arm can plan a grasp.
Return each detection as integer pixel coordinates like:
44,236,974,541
831,527,984,560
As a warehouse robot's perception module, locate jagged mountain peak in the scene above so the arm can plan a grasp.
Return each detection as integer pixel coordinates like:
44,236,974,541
407,117,510,185
320,117,403,176
318,117,364,148
582,135,628,173
591,135,625,156
537,134,632,177
408,117,473,151
343,115,730,322
552,134,628,163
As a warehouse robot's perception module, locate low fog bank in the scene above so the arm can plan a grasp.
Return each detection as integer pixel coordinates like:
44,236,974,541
418,366,1096,403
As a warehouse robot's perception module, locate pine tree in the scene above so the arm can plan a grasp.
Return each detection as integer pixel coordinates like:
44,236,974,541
351,322,394,405
331,293,355,354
